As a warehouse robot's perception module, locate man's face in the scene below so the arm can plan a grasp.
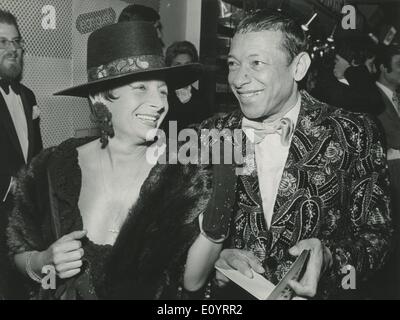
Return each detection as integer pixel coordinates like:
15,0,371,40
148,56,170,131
383,54,400,90
0,22,23,81
228,30,297,120
171,53,193,66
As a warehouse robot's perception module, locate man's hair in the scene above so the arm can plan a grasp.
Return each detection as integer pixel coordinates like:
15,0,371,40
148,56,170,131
118,4,160,23
165,41,199,66
335,38,370,65
235,9,308,64
375,44,400,74
0,9,20,35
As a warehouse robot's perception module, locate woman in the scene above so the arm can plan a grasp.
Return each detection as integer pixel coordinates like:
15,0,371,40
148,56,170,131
6,21,202,299
163,41,210,132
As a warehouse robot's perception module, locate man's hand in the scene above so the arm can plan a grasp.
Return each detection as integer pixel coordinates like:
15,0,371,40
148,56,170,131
288,238,332,298
214,249,264,287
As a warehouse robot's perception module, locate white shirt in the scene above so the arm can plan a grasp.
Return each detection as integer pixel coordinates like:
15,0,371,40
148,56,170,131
0,85,29,164
376,81,399,116
243,96,301,229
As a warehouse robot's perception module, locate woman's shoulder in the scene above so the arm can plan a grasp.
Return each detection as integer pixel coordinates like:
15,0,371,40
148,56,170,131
53,137,99,157
24,137,99,180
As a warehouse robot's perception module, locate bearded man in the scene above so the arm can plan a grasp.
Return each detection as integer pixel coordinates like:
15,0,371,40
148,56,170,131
0,9,42,299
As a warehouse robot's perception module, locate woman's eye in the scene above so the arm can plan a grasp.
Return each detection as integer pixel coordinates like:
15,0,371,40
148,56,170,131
131,84,146,91
160,89,168,96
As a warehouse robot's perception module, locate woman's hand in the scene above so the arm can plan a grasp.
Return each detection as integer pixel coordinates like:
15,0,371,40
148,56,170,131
38,230,87,279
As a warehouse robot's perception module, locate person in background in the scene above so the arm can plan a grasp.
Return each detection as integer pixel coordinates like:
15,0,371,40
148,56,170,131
164,41,209,132
0,9,42,300
313,37,384,116
118,4,164,48
374,43,400,299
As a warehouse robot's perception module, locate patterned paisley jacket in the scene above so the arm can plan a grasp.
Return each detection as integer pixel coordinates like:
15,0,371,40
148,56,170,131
107,91,392,299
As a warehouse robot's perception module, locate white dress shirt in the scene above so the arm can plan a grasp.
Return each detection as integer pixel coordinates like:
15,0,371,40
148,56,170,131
0,85,29,164
243,96,301,229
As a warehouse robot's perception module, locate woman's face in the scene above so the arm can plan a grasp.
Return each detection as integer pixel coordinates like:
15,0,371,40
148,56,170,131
107,79,169,144
171,53,193,66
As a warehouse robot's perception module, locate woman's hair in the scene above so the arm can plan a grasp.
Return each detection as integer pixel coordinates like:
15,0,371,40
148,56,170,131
118,4,160,23
165,41,199,66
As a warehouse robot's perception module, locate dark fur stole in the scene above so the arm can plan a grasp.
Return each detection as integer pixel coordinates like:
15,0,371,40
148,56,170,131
105,161,212,299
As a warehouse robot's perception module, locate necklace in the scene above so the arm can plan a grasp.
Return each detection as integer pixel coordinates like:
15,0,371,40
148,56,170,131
97,146,151,242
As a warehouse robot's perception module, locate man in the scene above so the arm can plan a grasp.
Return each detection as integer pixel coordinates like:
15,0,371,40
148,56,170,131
118,4,164,48
374,44,400,299
106,10,392,300
209,10,392,299
0,9,43,299
164,41,209,131
314,38,384,116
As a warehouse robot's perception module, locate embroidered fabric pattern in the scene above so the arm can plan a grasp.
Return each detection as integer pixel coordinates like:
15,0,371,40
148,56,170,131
88,55,165,81
227,91,392,296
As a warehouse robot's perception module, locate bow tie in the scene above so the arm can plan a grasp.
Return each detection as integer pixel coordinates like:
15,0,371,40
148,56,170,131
0,79,20,95
242,117,294,146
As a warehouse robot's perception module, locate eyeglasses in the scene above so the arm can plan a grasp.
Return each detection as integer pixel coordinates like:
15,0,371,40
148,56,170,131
0,38,25,50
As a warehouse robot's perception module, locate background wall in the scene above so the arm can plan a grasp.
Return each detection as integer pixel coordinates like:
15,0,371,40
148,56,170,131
0,0,199,148
160,0,202,54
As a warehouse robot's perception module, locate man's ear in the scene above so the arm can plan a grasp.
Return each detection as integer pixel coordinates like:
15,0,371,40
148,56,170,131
293,52,312,82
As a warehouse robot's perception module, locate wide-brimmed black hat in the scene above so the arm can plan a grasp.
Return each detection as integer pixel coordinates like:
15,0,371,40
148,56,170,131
54,21,203,97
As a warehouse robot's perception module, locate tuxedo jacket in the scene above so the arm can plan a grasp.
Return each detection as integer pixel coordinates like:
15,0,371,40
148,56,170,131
106,91,392,299
0,83,43,205
376,85,400,150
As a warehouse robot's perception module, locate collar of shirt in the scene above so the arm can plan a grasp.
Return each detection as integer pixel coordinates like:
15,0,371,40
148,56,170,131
338,78,350,86
376,81,394,102
0,83,18,97
242,94,301,144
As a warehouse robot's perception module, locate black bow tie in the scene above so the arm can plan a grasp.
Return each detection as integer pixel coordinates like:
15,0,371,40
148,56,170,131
0,79,20,95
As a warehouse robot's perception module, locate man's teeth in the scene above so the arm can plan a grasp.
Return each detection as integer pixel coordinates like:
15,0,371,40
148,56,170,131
137,114,158,122
239,91,262,98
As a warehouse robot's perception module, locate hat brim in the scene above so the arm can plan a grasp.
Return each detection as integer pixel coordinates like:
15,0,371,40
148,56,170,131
54,63,203,97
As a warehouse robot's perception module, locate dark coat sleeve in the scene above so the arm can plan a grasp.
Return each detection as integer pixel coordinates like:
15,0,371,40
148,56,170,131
7,148,54,257
321,113,393,296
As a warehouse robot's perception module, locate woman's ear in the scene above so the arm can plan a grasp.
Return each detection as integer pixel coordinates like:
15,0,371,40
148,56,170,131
293,52,312,82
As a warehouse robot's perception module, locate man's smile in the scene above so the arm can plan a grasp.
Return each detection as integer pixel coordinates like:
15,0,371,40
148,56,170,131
235,89,264,101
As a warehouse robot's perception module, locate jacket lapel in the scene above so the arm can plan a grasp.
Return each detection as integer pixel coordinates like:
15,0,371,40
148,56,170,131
269,91,325,249
377,86,400,120
0,91,25,163
18,86,34,161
